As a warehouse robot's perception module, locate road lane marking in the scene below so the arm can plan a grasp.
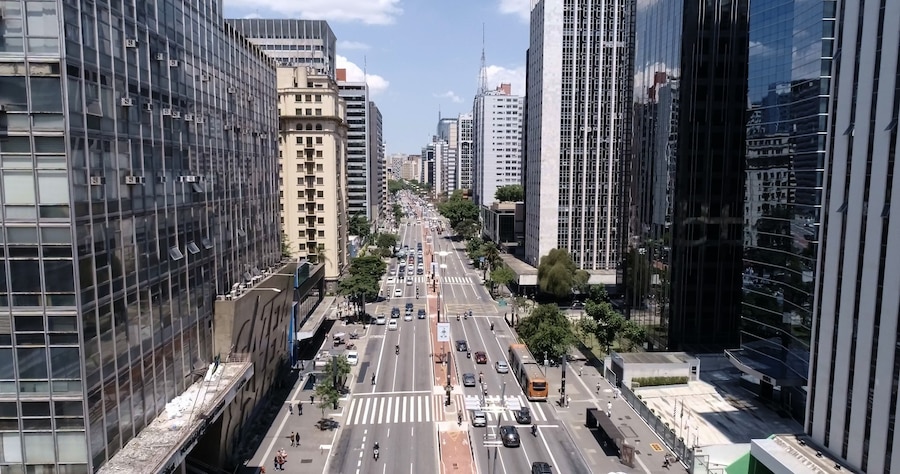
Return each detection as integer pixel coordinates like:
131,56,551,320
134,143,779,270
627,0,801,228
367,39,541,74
377,397,385,424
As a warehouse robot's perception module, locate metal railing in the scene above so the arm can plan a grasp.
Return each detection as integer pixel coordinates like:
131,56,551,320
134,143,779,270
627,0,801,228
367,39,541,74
615,380,695,470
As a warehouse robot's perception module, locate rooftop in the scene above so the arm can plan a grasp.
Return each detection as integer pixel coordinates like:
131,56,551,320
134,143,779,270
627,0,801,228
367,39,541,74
98,359,253,474
751,435,858,474
613,351,698,365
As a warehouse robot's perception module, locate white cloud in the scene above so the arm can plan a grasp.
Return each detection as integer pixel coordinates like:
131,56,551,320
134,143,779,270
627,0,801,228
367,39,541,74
433,91,463,103
497,0,531,22
336,55,390,95
485,65,527,96
226,0,402,25
338,40,370,51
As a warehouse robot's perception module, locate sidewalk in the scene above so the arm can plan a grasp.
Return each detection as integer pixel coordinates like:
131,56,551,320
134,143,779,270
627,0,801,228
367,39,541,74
241,370,341,474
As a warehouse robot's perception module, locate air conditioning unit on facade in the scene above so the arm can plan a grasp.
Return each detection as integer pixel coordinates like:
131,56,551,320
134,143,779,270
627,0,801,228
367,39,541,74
89,176,106,186
154,53,166,61
124,175,145,185
227,87,237,94
125,39,138,48
171,111,181,119
183,113,194,121
120,97,134,106
194,116,205,124
143,103,153,112
168,60,179,67
162,108,173,116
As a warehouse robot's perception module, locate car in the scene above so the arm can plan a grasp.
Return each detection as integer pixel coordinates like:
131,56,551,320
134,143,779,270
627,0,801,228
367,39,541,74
386,276,395,284
495,360,509,373
417,308,427,319
406,278,413,286
472,411,487,427
474,351,487,364
391,307,401,318
462,373,477,387
416,267,424,275
345,350,359,366
455,340,468,352
499,425,520,447
531,462,553,474
405,302,414,313
514,407,532,424
375,315,387,325
394,288,403,297
388,320,398,331
404,312,413,321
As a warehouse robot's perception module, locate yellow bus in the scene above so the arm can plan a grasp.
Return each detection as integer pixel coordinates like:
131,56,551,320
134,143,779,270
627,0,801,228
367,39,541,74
508,344,549,401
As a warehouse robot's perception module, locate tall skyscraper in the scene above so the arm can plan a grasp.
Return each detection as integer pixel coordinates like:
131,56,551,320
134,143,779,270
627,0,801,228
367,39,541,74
337,71,374,224
523,0,635,270
226,19,337,77
0,1,281,470
726,0,835,419
368,102,385,223
473,84,524,208
806,0,900,471
457,113,474,191
437,118,459,195
277,67,349,282
664,0,749,350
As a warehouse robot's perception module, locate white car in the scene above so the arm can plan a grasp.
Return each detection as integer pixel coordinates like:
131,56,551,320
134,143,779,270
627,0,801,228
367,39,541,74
406,278,413,286
388,320,398,331
375,315,387,325
345,351,359,366
404,313,413,321
386,276,395,284
394,288,403,297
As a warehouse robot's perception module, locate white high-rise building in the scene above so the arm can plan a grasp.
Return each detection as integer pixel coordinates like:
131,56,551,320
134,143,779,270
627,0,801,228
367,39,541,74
523,0,634,269
437,119,458,195
473,84,524,208
806,0,900,471
457,113,474,191
337,71,376,224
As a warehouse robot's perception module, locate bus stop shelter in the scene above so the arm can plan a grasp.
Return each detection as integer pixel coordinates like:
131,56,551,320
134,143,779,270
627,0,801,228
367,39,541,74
586,407,635,466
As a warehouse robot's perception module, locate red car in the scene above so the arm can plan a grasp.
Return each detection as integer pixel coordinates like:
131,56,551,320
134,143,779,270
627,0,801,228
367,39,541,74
474,351,487,364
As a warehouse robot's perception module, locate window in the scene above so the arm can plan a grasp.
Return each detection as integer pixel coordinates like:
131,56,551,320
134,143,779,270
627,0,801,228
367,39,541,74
294,94,302,102
315,137,322,144
315,108,322,116
316,164,323,172
317,191,323,198
315,94,322,102
305,108,312,115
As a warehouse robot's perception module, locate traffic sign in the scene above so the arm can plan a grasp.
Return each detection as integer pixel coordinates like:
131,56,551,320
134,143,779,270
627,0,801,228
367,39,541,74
437,322,450,342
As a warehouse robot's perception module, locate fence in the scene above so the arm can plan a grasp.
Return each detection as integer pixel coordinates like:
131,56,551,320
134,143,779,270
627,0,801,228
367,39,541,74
615,380,695,470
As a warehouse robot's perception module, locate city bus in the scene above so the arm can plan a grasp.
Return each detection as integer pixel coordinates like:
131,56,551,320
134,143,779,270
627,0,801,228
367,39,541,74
508,344,549,401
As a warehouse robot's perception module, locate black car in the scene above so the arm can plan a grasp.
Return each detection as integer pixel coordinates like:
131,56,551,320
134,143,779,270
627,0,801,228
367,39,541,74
455,340,468,352
499,425,520,447
417,309,427,319
390,307,400,318
462,373,477,387
416,267,424,275
514,407,532,424
531,462,553,474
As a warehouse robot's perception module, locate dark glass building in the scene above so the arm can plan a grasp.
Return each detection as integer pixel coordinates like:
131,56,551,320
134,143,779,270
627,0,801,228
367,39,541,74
727,0,836,420
0,0,280,470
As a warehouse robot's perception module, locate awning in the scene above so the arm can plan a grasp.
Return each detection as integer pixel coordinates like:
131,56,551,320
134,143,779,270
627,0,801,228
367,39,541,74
586,408,625,447
296,331,315,341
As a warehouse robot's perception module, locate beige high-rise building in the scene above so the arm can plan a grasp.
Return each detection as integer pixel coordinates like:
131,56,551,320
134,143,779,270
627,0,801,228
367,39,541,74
277,67,349,282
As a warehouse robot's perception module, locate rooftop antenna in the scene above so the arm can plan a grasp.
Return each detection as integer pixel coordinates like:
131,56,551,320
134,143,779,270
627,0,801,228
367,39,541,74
478,23,489,95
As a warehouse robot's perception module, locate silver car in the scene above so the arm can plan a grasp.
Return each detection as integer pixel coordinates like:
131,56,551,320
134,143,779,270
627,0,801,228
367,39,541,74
495,360,509,374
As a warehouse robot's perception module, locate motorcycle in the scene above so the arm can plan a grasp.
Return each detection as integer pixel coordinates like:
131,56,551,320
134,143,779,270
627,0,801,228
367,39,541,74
456,314,460,321
373,443,380,461
464,312,468,320
466,351,471,359
395,345,400,355
531,424,538,437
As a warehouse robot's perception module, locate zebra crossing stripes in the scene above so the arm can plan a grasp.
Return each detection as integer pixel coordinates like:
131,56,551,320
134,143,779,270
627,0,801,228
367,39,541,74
463,395,549,422
345,393,439,425
427,276,472,285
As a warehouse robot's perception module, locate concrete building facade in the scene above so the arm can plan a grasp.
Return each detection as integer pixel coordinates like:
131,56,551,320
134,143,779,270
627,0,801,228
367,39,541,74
0,1,282,471
806,0,900,470
226,19,337,77
277,67,349,283
437,118,458,195
473,84,524,208
368,102,385,223
336,73,371,224
523,0,635,270
457,113,474,191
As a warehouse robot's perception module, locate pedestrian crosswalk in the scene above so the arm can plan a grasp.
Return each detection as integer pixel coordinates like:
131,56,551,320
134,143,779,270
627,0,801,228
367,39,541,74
462,394,549,422
344,393,440,425
418,276,472,285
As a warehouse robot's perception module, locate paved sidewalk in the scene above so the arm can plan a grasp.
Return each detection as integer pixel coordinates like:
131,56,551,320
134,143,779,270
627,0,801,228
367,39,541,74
437,422,477,474
241,371,342,474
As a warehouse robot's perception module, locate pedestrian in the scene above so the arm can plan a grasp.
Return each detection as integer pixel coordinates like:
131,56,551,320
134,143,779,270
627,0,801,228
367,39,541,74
579,366,584,377
596,382,601,394
566,395,570,407
294,432,300,446
310,395,315,404
289,431,296,447
259,466,266,474
288,403,293,415
457,412,462,426
607,400,612,417
298,402,303,415
614,388,620,399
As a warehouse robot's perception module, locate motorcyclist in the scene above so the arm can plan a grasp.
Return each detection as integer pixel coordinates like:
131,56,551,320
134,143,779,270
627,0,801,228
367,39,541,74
531,424,537,436
479,372,484,383
373,442,380,460
395,344,400,354
457,314,460,321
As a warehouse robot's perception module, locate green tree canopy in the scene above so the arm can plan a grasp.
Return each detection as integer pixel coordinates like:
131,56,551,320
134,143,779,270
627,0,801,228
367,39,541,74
494,184,524,202
537,248,577,298
490,266,516,296
481,242,502,271
338,255,387,305
437,190,479,228
392,203,404,222
465,237,485,261
347,254,387,281
375,233,398,252
573,270,591,295
517,304,575,361
348,214,371,240
453,219,481,241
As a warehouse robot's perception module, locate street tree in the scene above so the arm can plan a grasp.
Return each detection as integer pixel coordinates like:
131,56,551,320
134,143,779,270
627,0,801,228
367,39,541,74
494,184,524,202
280,233,292,259
481,242,503,271
537,248,577,298
620,322,647,351
489,265,516,297
453,219,481,241
584,299,626,354
437,190,479,228
516,304,575,362
392,203,404,222
348,254,387,281
314,381,340,420
375,233,398,253
573,270,590,296
348,214,371,241
465,236,485,262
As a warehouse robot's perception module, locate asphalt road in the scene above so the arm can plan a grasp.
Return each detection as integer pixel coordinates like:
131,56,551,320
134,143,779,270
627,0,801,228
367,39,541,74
327,213,438,474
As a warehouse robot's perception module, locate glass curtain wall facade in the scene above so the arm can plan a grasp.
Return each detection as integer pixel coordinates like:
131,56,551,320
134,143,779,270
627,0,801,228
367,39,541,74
339,83,370,221
0,0,280,471
733,0,835,419
225,19,337,78
666,0,749,351
627,0,683,350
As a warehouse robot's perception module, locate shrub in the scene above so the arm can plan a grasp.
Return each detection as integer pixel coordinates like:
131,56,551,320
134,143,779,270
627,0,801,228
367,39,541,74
632,376,689,387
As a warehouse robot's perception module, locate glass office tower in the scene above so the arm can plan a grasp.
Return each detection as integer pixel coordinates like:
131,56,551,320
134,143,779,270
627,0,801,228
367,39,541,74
0,0,280,470
728,0,835,419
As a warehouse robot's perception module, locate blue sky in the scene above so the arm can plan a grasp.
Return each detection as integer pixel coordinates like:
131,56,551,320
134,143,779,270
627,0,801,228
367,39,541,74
223,0,531,154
